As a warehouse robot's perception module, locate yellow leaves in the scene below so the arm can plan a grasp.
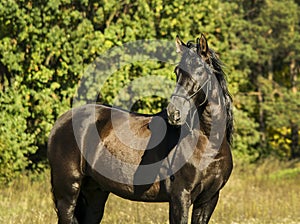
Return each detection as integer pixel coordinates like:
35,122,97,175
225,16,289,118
215,27,222,33
170,18,177,27
155,4,163,13
269,127,293,157
50,82,61,90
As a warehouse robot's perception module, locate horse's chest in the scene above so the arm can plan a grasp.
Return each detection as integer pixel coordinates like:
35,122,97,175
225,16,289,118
165,159,227,200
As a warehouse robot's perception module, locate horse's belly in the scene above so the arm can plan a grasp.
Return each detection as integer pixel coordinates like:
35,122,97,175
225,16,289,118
113,184,169,202
89,170,169,202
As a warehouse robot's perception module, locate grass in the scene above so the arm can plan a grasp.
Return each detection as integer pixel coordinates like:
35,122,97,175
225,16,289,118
1,159,300,224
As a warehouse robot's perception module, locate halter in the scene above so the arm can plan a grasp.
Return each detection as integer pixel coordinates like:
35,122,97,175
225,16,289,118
170,75,211,103
170,75,212,132
169,38,214,132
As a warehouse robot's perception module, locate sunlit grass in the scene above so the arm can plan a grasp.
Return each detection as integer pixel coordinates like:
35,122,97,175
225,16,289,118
210,159,300,224
0,173,56,224
0,159,299,224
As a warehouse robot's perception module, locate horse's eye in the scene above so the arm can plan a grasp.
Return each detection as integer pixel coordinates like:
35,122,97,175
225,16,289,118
193,84,199,93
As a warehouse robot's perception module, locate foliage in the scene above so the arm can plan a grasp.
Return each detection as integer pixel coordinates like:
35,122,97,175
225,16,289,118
0,83,37,182
229,0,300,159
232,107,260,162
0,0,299,182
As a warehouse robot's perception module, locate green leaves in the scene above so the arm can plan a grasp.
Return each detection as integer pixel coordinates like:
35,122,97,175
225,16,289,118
0,86,37,183
231,0,300,159
0,0,299,182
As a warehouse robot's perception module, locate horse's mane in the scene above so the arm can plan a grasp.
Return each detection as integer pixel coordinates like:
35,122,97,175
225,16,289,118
186,40,233,144
207,48,233,145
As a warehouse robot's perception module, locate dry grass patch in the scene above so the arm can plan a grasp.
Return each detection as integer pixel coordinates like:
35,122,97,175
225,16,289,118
0,159,299,224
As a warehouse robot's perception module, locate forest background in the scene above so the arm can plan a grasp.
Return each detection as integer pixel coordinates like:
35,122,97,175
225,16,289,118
0,0,299,184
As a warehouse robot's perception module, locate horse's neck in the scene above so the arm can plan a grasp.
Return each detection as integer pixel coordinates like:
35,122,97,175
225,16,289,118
198,104,211,137
197,94,227,141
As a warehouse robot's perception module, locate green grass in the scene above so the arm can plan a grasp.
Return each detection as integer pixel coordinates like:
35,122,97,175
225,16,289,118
1,159,300,224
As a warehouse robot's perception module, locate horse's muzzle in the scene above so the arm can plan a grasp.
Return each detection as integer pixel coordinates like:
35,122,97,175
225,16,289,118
168,110,181,125
167,104,184,126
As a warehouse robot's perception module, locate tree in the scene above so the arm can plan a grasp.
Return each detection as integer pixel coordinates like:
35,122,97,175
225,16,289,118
1,0,298,182
232,0,300,159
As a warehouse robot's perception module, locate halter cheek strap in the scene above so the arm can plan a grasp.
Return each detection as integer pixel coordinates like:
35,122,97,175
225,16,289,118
170,76,212,132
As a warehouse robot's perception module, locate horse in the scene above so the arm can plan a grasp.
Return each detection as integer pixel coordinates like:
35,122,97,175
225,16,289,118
48,34,233,224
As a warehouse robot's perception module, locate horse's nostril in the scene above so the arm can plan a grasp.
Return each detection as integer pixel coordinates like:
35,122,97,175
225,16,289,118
174,110,181,122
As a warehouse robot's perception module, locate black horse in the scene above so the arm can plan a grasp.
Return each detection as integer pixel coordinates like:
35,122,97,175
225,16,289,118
48,34,233,224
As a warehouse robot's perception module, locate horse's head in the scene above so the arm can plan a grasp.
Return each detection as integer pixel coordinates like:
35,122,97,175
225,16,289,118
167,34,212,126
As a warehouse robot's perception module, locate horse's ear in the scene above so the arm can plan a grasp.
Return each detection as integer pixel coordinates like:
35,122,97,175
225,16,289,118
175,35,184,53
199,33,208,56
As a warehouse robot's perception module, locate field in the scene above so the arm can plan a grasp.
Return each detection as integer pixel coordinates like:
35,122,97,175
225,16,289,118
1,159,300,224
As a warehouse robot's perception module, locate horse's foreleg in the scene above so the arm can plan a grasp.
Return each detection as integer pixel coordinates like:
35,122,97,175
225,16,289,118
191,192,219,224
169,194,191,224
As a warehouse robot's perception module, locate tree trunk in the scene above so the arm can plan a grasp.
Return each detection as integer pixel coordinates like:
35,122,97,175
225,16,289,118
268,57,273,82
290,57,299,159
257,85,266,148
291,123,299,159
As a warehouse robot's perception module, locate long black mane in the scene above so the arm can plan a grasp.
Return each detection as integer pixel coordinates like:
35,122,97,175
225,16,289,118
186,40,233,144
207,48,233,145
